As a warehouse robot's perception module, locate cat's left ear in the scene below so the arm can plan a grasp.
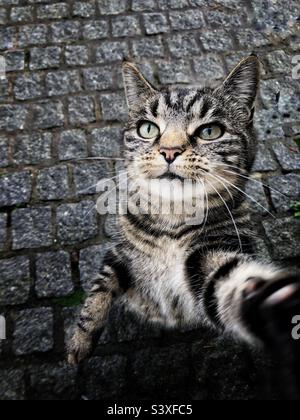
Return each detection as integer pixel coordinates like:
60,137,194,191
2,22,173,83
122,61,157,112
221,55,261,109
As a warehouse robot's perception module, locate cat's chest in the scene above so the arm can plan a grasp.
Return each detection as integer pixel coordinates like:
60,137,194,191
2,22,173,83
132,241,198,326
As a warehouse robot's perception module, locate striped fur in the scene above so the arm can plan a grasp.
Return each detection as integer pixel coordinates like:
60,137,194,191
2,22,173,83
68,57,299,365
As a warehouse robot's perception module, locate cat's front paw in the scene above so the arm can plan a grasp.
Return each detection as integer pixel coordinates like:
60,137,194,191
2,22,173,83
241,272,300,347
68,329,93,366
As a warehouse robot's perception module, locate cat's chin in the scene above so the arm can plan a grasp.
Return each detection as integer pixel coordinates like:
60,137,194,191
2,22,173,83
157,173,184,181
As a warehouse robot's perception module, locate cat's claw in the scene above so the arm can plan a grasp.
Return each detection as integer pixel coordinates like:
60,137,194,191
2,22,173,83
67,330,93,366
242,273,300,346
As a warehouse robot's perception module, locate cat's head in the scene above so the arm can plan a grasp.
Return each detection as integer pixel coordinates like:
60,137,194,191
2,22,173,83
122,56,260,200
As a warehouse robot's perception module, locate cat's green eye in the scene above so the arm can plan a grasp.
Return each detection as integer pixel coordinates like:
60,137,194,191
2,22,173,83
138,122,160,139
198,124,224,141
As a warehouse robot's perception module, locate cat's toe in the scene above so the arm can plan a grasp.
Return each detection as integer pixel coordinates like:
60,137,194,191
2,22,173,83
242,273,300,345
67,330,93,366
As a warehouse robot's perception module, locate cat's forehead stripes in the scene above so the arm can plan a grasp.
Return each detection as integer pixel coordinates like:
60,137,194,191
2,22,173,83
147,88,216,123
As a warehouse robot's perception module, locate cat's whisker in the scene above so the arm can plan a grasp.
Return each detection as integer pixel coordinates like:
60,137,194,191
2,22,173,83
213,163,288,198
204,170,235,205
212,172,276,219
204,177,243,253
75,157,126,161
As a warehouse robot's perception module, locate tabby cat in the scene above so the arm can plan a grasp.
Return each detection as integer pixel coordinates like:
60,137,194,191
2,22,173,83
68,56,300,366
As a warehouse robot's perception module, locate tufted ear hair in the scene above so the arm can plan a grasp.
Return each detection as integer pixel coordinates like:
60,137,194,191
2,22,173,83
221,55,261,110
122,61,157,111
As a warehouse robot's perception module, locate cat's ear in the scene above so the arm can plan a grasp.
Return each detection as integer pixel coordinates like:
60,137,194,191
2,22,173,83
222,55,261,109
122,61,157,111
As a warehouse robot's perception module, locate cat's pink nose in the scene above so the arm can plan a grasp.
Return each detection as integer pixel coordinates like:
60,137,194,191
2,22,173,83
160,147,183,164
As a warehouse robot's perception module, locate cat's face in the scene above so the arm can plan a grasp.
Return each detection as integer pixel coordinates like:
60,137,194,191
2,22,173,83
122,57,260,199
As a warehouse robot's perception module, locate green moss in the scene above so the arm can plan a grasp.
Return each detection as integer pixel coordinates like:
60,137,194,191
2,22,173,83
53,290,86,307
294,137,300,150
291,201,300,219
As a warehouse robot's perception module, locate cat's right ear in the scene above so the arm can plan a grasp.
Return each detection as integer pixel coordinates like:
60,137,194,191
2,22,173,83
221,55,261,109
122,61,157,111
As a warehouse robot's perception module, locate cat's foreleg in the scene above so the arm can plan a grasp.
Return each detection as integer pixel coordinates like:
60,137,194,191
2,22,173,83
201,252,300,346
68,266,121,366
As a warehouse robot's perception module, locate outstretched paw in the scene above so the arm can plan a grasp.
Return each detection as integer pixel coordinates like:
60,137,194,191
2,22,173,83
242,272,300,347
67,329,93,366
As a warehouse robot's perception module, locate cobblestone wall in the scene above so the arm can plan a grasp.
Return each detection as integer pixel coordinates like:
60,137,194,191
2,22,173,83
0,0,299,400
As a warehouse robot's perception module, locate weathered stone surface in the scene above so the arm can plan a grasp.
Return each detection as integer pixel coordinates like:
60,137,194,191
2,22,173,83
0,369,25,400
95,40,129,63
201,30,234,52
252,143,278,172
18,24,47,47
83,19,109,40
68,95,96,125
99,92,127,121
263,218,300,260
35,251,74,298
57,201,98,245
268,174,300,212
73,161,109,195
157,60,193,85
132,37,165,58
14,73,44,101
12,132,52,165
168,33,199,58
130,345,190,399
58,129,87,161
65,45,89,66
90,126,122,157
112,15,141,37
83,66,114,91
158,0,189,8
30,46,62,70
37,3,69,20
0,105,28,131
169,10,205,31
272,139,300,171
28,362,78,400
143,13,169,35
46,70,82,97
132,0,157,11
13,308,54,355
245,180,269,216
83,355,127,399
98,0,128,15
0,257,30,305
36,165,70,201
0,135,9,167
5,51,25,72
73,1,95,18
80,243,108,291
31,100,64,129
11,6,34,23
0,171,32,207
50,21,81,43
193,54,225,81
12,207,53,250
0,213,7,251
